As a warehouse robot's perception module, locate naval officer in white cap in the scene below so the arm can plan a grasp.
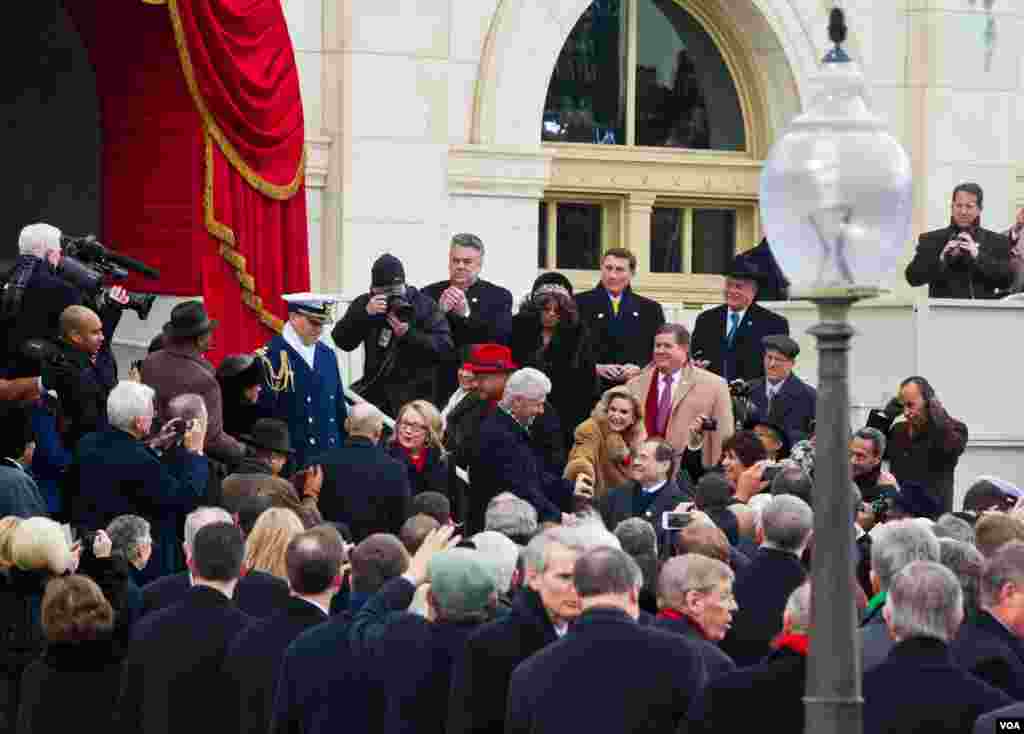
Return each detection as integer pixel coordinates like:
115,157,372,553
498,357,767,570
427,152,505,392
256,293,348,470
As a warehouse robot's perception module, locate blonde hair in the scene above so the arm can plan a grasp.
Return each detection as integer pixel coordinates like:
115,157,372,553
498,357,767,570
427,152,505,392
594,387,645,441
11,517,73,575
243,508,304,582
0,516,24,568
396,400,445,452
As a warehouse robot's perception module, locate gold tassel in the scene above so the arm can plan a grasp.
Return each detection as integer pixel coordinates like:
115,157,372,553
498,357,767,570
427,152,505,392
256,347,295,394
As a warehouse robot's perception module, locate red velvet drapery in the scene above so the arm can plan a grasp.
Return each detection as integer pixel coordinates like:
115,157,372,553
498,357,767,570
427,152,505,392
64,0,309,365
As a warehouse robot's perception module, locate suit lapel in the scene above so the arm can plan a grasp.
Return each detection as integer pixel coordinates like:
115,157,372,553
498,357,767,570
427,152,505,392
670,366,695,416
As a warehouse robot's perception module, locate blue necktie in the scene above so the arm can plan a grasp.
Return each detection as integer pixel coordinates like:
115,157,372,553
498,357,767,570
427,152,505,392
726,312,740,346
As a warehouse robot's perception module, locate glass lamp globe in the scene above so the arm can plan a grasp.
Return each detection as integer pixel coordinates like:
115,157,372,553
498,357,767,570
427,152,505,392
760,39,912,294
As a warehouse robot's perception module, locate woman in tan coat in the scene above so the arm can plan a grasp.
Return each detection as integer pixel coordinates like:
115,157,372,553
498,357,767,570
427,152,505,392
564,387,646,502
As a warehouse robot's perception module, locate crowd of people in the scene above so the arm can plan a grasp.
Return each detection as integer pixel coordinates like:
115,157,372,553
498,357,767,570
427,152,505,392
0,180,1022,733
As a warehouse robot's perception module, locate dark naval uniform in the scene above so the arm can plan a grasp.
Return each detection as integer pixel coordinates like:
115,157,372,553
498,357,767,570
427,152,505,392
257,295,348,470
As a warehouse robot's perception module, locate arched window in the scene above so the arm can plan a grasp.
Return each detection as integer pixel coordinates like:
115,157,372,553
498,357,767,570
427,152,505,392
539,0,765,303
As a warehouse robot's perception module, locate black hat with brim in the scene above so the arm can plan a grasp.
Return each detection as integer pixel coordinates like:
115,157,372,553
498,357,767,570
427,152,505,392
163,300,218,340
216,353,265,389
240,418,294,455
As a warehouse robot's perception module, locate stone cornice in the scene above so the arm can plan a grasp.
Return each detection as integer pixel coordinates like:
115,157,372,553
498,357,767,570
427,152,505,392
448,144,553,199
305,135,332,189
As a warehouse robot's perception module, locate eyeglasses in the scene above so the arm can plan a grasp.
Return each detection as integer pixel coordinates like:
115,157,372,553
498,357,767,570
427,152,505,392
398,421,428,434
764,354,792,365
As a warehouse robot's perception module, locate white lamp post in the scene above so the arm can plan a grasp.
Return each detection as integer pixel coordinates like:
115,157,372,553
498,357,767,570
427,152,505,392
759,9,912,734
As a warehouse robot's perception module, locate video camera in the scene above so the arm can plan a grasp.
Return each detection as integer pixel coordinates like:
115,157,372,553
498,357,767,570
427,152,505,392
59,235,159,320
371,284,415,322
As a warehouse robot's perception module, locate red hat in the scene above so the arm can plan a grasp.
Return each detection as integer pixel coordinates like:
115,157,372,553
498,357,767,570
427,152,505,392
463,344,519,375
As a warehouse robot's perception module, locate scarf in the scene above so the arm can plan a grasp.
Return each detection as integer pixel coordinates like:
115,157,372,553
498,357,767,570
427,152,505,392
401,444,427,473
771,632,809,656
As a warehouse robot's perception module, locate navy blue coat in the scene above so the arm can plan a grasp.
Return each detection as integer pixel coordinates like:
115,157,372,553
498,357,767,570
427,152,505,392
688,645,806,734
386,443,450,498
575,284,665,389
975,702,1024,734
317,437,411,541
116,586,253,734
67,429,207,581
222,596,328,734
653,612,736,682
952,611,1024,700
746,373,818,448
690,303,790,383
257,335,348,471
271,609,366,734
720,547,807,667
350,576,487,734
0,462,48,519
505,606,705,734
4,263,82,365
141,569,290,619
468,408,572,532
448,588,558,734
422,277,513,405
863,637,1013,734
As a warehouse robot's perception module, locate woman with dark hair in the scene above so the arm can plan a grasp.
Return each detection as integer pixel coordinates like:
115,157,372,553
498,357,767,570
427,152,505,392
216,353,271,440
510,273,598,446
679,428,768,500
15,575,122,733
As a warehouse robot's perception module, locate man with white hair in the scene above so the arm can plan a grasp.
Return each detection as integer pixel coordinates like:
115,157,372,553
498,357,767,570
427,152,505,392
863,561,1012,734
468,368,592,533
861,518,941,670
141,505,289,618
449,524,621,734
67,381,208,582
721,494,812,666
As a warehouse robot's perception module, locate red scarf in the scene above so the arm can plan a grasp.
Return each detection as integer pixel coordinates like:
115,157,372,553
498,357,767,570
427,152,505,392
771,632,809,656
657,608,709,639
401,445,427,473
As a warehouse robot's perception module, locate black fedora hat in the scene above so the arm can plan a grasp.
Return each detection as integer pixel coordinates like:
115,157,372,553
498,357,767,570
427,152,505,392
216,353,264,389
240,418,294,455
163,300,218,340
725,253,769,283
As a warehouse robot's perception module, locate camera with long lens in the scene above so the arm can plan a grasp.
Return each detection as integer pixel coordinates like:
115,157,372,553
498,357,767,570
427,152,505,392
373,284,414,322
59,235,160,320
728,379,752,399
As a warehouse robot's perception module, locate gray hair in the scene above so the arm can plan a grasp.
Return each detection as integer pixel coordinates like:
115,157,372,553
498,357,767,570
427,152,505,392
885,560,963,643
870,519,941,592
574,547,643,598
106,515,151,564
658,553,734,610
770,463,813,505
761,494,814,553
184,506,234,550
785,582,813,633
853,427,886,458
484,493,539,540
938,538,984,620
167,393,208,422
501,368,552,406
748,493,773,532
933,514,976,545
347,402,384,438
979,540,1024,609
522,524,621,574
18,223,62,258
450,232,485,257
472,531,520,594
614,518,657,558
107,381,155,432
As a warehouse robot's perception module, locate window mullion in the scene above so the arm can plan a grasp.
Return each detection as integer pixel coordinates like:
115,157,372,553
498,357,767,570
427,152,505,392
682,208,694,274
546,200,558,270
625,0,637,146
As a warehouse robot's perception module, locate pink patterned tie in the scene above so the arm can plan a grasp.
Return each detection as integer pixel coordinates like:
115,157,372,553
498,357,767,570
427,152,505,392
656,372,673,436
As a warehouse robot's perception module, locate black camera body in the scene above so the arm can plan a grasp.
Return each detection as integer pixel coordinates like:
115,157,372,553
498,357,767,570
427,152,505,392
700,416,718,432
59,235,159,321
386,293,415,323
728,379,752,399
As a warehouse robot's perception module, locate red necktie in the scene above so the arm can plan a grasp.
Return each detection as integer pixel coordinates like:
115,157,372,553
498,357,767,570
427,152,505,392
656,373,673,436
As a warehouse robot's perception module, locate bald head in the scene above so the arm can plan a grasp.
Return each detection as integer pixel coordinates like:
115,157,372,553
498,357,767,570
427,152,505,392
60,306,104,355
346,403,384,440
167,393,207,423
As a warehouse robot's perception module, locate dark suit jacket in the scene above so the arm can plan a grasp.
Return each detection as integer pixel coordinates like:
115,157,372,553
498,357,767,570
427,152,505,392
746,373,817,447
598,479,688,549
505,607,705,734
860,611,895,671
68,429,207,581
975,702,1024,734
468,408,572,532
448,587,558,734
574,284,665,388
222,596,328,734
863,637,1013,734
317,437,411,541
688,645,806,734
422,277,513,405
906,226,1014,299
886,416,968,517
690,302,790,383
721,546,807,666
4,264,82,363
116,585,253,734
141,570,289,619
653,612,736,682
952,611,1024,700
0,463,48,518
271,608,365,734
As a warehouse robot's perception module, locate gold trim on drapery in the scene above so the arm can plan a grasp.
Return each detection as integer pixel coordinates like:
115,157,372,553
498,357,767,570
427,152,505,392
151,0,305,333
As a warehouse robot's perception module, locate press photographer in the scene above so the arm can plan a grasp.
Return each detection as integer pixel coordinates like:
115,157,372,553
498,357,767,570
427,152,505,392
905,183,1014,299
332,253,453,417
2,224,157,367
